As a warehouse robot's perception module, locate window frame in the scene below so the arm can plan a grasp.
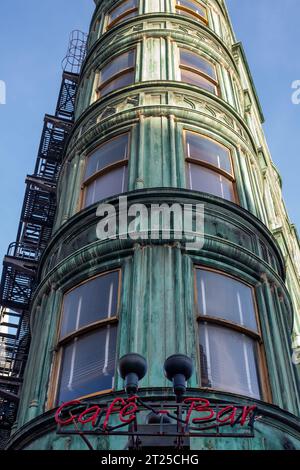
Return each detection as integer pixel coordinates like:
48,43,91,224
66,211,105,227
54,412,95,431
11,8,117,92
179,48,219,95
184,130,239,203
49,270,122,407
106,0,139,30
96,49,136,99
175,0,208,25
80,132,130,209
194,266,272,402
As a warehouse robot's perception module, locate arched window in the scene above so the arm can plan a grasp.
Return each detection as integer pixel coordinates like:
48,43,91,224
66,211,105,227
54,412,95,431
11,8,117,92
179,49,219,95
82,133,129,208
176,0,208,24
55,271,120,404
97,50,135,98
107,0,139,29
185,132,237,203
195,268,270,400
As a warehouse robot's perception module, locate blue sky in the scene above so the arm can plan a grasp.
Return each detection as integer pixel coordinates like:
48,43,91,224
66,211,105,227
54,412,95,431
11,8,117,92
0,0,299,265
226,0,300,232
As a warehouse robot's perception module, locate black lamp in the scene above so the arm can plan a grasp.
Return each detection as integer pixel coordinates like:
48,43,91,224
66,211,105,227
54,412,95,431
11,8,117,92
118,353,147,395
164,354,193,401
146,412,172,425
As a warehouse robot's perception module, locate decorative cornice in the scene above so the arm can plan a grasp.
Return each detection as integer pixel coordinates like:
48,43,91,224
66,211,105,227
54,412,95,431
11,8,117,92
232,43,265,123
82,13,238,79
28,189,291,330
64,83,257,169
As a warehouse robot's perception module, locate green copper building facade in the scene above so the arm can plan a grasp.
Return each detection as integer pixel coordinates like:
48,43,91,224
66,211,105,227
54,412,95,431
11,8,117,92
7,0,300,450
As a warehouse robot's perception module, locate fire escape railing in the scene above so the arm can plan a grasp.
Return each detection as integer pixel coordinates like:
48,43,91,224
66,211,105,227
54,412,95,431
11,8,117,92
0,30,87,449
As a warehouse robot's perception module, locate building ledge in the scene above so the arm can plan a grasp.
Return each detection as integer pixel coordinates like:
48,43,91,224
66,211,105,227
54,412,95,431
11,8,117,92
7,388,300,450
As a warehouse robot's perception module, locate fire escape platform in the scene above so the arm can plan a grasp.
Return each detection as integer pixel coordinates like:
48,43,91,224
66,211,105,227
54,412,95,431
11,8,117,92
3,257,38,273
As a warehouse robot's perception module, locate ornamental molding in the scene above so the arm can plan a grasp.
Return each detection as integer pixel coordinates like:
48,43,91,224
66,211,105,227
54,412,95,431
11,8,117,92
65,86,256,169
31,190,289,323
82,15,238,78
32,234,291,334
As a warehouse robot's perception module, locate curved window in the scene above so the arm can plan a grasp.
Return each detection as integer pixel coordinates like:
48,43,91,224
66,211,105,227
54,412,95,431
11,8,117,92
185,132,237,202
176,0,208,24
196,268,268,400
97,50,135,98
180,49,218,95
55,271,120,404
82,133,129,208
107,0,138,29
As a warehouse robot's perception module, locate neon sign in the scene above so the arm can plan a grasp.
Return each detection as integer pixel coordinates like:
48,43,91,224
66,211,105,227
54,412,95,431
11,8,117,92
55,396,257,439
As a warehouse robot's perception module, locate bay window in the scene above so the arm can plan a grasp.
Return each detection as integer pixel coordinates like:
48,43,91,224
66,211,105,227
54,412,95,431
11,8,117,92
56,271,120,404
185,132,237,202
107,0,139,29
196,268,269,400
176,0,208,24
82,133,129,208
180,49,219,95
97,49,135,98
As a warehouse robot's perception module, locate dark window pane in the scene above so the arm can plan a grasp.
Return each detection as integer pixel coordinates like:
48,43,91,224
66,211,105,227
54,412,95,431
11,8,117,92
60,271,119,338
58,326,117,403
186,133,232,174
181,69,216,94
196,269,258,331
85,134,129,180
177,0,206,18
177,9,203,21
111,10,137,26
84,165,128,207
109,0,138,24
100,51,135,85
187,163,235,201
199,323,261,399
101,71,135,97
180,50,216,80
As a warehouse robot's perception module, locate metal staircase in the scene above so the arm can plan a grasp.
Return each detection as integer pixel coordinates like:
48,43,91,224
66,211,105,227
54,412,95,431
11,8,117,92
0,30,87,448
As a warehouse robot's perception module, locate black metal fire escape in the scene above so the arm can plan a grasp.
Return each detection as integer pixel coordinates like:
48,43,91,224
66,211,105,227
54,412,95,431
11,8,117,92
0,30,87,448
